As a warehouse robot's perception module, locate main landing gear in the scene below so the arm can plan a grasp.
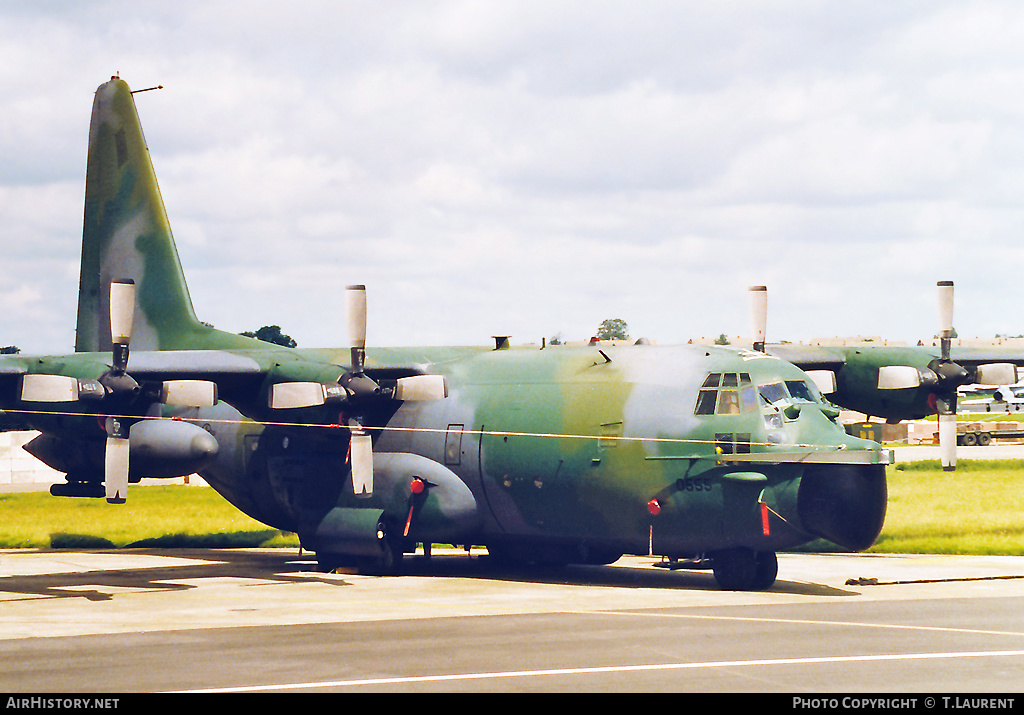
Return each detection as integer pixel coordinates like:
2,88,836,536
711,548,778,591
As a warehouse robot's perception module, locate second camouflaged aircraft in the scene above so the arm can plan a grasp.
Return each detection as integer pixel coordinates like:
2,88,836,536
0,78,891,590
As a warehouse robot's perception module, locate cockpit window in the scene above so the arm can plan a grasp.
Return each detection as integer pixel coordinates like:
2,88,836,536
759,380,821,408
785,380,818,404
758,382,788,407
695,373,755,416
717,390,740,415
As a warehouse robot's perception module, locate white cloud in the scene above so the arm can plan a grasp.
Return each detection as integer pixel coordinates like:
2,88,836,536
4,1,1024,355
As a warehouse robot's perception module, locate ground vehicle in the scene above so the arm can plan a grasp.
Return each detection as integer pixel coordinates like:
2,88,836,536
957,422,1024,446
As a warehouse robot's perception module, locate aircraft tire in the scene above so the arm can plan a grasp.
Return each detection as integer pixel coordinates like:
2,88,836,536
486,543,569,569
357,539,403,576
711,547,757,590
579,550,623,566
314,539,404,575
314,553,353,573
752,551,778,590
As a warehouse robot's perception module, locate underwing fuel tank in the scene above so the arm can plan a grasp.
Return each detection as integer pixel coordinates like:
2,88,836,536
25,419,219,479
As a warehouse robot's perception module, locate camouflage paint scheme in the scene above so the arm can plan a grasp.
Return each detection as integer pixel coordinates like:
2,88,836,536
11,77,1010,589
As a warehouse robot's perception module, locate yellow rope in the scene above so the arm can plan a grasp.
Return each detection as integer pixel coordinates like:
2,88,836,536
1,406,833,450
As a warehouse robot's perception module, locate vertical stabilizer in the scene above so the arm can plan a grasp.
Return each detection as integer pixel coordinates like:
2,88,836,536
76,78,214,352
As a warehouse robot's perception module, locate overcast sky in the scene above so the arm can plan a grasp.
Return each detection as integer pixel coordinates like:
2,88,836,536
4,1,1024,354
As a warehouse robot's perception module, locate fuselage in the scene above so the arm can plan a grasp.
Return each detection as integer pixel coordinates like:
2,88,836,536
194,342,888,563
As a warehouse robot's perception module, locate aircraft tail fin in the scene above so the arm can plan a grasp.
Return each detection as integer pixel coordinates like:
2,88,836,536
76,77,254,353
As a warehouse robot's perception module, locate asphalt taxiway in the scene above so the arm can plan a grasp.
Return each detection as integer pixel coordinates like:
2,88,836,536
0,548,1023,693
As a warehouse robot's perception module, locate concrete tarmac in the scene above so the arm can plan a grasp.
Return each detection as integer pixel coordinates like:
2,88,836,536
0,548,1023,693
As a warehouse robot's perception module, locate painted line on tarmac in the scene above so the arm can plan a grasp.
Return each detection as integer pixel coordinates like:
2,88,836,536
604,610,1024,638
177,649,1024,692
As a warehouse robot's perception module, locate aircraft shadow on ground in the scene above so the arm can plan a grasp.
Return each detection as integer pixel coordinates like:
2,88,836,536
0,548,856,602
363,552,857,597
0,548,348,602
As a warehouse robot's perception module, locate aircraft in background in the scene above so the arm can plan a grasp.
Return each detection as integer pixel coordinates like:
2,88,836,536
746,285,1024,469
991,385,1024,405
956,384,1024,413
1,78,895,590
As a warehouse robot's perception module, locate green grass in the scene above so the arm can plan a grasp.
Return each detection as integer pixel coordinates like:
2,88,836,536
2,463,1023,554
0,486,298,549
867,459,1024,555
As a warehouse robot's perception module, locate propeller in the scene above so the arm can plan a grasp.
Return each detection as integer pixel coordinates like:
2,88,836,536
19,280,219,501
875,280,1021,471
933,280,962,471
873,281,967,469
266,284,448,498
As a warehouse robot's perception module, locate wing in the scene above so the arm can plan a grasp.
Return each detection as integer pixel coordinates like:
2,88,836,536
3,334,455,503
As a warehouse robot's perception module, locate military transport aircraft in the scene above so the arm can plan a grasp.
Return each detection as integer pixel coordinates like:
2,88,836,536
1,77,900,591
747,285,1024,471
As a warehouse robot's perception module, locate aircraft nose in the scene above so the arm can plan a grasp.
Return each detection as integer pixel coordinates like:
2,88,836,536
797,463,887,551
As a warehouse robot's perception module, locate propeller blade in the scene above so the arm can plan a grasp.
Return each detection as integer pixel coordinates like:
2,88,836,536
268,381,349,409
937,280,954,337
749,285,767,352
394,374,448,401
339,284,382,398
104,416,130,503
804,370,837,395
20,374,80,402
877,365,922,390
160,380,219,407
346,284,367,373
20,375,105,403
937,280,954,364
938,413,957,472
973,363,1018,386
109,280,136,344
269,382,327,409
349,428,374,498
109,280,135,375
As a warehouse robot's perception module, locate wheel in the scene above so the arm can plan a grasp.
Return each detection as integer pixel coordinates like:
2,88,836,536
751,551,778,590
314,552,356,573
977,432,992,446
712,548,778,590
711,548,757,590
356,537,404,575
962,432,978,446
575,544,623,565
485,543,570,569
